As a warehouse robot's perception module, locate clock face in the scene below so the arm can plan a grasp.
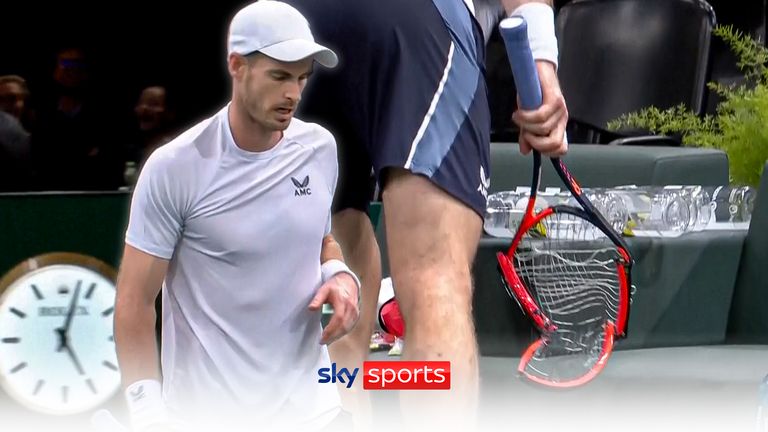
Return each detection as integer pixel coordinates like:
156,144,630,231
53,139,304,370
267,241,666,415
0,262,120,415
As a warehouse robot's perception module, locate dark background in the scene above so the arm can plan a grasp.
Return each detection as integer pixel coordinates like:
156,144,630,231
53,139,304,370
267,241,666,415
1,0,252,130
1,0,766,131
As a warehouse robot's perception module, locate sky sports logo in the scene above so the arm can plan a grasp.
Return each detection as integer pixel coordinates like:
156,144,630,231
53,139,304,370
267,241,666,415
317,361,450,390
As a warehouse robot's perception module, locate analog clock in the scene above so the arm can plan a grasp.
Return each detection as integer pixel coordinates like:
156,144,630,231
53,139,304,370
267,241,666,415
0,252,121,415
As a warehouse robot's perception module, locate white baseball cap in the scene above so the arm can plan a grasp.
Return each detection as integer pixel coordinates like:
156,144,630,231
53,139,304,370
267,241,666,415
227,1,338,68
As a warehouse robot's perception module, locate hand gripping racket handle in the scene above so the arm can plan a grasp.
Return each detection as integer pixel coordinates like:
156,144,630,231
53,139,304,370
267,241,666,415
499,17,542,110
498,16,545,212
499,17,580,203
499,17,634,342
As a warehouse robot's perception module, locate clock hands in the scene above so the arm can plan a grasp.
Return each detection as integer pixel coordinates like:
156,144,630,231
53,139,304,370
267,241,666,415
1,260,121,416
63,344,85,375
63,281,81,338
55,327,67,352
56,281,81,352
55,282,86,375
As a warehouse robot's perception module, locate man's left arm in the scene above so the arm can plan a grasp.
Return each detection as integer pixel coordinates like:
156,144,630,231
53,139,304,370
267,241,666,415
501,0,569,156
308,234,361,344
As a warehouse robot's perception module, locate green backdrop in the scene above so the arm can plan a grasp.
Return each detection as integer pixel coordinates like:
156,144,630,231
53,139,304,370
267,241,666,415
0,191,131,275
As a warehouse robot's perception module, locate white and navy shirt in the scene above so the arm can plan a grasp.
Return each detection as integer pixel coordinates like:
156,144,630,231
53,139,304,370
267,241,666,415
125,105,341,430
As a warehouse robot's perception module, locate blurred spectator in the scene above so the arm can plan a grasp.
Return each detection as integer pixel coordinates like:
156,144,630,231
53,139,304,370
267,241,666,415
131,85,176,163
33,46,122,191
122,84,178,187
0,75,33,131
0,111,33,192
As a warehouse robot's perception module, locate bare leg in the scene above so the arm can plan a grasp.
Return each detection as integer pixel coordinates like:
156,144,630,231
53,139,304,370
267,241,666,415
382,169,482,431
327,208,382,431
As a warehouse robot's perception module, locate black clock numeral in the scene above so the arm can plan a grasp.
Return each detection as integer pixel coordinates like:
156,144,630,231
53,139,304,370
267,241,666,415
9,308,26,319
85,282,97,300
59,280,82,297
86,378,97,394
102,361,118,371
2,337,20,343
33,379,44,395
31,284,43,300
10,362,27,374
101,307,114,317
62,386,68,403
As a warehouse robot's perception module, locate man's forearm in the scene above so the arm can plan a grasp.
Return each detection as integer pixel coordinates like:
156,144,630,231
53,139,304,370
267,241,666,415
319,234,361,306
320,234,345,263
115,298,162,388
502,0,553,14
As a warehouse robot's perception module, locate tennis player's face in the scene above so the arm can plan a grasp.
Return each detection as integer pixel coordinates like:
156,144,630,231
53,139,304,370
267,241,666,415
241,54,313,131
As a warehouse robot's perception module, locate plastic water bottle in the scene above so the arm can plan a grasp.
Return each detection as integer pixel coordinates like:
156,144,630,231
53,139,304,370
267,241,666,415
486,184,755,237
124,161,138,186
756,374,768,432
583,188,630,234
485,188,563,237
704,185,757,228
660,185,713,232
689,186,712,231
611,186,692,237
654,187,693,234
484,191,530,237
733,186,757,223
485,188,629,237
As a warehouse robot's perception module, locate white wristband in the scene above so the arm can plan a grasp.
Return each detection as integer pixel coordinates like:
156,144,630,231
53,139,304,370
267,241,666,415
321,259,361,303
510,3,559,69
125,379,169,431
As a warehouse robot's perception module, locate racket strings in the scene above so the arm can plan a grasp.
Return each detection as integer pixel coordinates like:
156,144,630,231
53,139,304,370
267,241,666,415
525,326,608,381
504,212,629,385
515,213,622,331
517,248,621,327
531,211,606,241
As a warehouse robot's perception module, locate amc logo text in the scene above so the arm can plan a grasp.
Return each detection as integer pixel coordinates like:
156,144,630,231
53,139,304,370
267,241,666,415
317,361,450,390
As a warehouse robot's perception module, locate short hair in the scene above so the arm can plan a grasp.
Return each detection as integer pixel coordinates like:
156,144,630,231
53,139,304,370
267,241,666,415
0,75,29,95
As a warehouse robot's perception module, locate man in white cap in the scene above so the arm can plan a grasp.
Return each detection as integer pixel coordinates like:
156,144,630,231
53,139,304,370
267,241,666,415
113,1,358,431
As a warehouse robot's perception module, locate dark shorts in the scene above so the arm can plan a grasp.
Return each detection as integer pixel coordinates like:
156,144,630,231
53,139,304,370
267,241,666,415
288,0,492,217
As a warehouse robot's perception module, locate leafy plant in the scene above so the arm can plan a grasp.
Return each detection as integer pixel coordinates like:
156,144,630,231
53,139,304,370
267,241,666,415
607,25,768,186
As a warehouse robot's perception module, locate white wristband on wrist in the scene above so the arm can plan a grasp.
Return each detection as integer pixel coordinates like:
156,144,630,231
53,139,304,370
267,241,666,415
124,379,169,431
321,259,361,304
510,3,559,69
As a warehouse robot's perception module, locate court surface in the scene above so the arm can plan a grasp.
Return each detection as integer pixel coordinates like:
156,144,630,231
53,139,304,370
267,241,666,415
369,345,768,432
2,344,765,431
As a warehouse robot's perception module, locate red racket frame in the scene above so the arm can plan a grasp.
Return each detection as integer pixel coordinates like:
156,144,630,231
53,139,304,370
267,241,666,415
496,151,633,387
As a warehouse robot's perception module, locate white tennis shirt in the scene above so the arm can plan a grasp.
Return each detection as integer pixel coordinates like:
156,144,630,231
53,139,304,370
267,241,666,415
125,104,341,430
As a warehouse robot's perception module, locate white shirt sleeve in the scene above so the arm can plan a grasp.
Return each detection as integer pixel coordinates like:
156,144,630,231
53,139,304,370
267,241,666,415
324,210,332,236
322,127,339,237
125,151,186,260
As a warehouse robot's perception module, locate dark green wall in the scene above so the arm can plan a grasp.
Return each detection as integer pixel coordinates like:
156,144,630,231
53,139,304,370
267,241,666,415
0,191,131,275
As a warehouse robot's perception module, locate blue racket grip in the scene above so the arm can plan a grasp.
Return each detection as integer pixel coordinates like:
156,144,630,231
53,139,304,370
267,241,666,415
499,17,543,111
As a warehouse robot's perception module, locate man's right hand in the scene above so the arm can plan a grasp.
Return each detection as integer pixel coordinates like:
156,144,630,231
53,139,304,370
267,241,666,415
308,271,360,345
512,60,569,156
125,380,184,432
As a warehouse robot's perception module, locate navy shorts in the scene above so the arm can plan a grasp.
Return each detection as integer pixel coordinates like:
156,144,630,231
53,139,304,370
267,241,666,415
288,0,491,217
